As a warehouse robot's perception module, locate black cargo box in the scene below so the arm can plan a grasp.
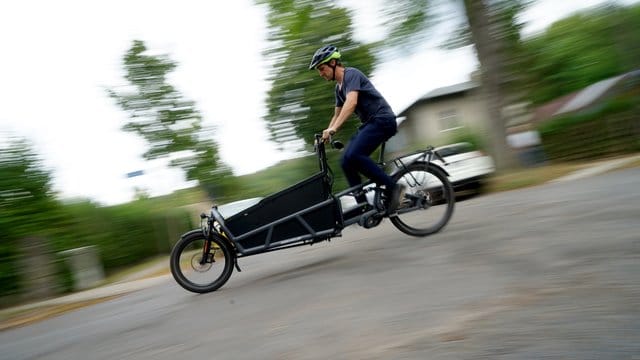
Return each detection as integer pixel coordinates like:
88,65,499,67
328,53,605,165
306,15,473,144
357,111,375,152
224,173,340,251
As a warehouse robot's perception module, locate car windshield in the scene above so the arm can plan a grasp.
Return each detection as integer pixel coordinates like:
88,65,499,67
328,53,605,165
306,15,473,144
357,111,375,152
436,143,473,157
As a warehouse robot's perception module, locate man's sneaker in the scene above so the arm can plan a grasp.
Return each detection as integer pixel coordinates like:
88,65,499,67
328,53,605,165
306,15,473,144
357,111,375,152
387,184,406,215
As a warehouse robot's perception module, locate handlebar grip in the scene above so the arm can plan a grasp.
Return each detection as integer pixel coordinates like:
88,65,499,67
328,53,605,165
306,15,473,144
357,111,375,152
314,133,343,150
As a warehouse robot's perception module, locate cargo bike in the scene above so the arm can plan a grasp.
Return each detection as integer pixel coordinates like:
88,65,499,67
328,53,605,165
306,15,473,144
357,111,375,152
170,134,455,293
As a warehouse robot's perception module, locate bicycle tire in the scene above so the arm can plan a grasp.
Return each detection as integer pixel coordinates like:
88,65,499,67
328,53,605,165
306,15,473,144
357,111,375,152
389,162,455,236
170,231,234,293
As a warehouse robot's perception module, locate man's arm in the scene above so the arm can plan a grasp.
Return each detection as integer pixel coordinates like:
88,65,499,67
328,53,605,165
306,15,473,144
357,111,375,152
322,106,341,142
328,106,342,129
327,91,358,134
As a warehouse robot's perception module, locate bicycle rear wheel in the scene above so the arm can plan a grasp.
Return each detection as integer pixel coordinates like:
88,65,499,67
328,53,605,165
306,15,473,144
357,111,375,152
170,231,234,293
390,162,455,236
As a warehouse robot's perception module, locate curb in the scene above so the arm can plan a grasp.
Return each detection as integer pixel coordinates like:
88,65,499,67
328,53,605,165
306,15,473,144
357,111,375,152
550,154,640,183
1,275,171,318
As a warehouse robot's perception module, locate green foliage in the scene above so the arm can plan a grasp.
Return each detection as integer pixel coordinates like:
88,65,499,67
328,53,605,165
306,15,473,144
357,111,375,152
381,0,530,91
444,128,487,151
53,200,193,271
108,40,232,198
398,127,488,159
230,145,350,201
0,137,195,300
0,137,59,297
369,0,528,169
521,3,640,105
233,155,317,199
54,255,75,293
381,0,435,53
257,0,376,149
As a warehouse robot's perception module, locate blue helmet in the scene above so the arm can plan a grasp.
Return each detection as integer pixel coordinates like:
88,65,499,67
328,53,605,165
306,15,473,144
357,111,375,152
309,45,341,70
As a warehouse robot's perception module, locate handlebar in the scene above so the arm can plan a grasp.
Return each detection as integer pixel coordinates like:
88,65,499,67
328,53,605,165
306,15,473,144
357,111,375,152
314,133,343,151
314,133,343,175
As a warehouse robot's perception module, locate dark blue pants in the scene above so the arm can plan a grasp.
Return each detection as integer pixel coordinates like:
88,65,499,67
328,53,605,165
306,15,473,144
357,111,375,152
341,116,397,191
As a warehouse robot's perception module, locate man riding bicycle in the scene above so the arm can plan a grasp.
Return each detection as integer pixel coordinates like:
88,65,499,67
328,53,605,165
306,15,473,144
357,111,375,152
310,44,405,214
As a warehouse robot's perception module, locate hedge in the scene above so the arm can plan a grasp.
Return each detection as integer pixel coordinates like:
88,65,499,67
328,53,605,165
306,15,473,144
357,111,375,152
539,97,640,161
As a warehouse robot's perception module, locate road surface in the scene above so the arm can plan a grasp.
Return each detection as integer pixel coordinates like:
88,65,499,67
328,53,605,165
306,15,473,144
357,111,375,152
1,168,639,359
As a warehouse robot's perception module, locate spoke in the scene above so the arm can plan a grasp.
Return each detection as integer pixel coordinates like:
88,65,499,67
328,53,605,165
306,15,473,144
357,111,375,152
390,163,454,237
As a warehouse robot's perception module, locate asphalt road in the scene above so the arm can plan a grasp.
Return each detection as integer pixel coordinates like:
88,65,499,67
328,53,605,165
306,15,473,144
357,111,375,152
1,168,639,360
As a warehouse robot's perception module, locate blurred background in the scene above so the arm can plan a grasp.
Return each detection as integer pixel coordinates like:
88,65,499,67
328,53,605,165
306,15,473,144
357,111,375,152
1,0,639,305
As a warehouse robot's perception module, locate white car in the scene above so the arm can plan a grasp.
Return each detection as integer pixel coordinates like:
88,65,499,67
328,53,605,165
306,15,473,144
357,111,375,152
340,142,494,210
432,142,495,193
393,142,495,194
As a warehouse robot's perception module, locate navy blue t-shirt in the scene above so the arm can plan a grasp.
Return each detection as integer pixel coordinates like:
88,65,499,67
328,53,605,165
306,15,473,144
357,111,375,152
335,67,395,123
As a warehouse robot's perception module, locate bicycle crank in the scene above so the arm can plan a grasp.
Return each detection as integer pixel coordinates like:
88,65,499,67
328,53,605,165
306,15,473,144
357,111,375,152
359,213,383,229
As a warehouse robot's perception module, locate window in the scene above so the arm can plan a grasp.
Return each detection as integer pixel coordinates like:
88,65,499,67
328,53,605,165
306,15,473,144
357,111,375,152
439,109,462,132
435,143,473,157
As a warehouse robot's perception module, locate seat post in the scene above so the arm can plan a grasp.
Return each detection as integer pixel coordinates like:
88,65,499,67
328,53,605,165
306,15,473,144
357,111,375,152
378,142,386,165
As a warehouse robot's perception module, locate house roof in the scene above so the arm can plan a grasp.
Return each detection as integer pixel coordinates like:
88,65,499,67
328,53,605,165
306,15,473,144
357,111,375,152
419,81,478,100
554,74,626,115
533,69,639,122
531,92,579,124
397,81,479,117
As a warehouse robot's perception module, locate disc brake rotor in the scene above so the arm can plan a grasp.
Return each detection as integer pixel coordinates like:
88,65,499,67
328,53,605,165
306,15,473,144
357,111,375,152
190,252,214,272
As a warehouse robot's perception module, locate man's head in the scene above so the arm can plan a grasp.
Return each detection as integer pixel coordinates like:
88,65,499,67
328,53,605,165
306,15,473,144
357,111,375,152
309,45,341,80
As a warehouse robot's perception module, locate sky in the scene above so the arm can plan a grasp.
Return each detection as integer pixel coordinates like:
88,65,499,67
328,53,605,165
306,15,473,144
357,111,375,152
1,0,635,206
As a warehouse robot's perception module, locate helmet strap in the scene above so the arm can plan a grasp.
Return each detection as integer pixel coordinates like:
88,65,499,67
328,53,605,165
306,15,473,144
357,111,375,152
329,60,337,81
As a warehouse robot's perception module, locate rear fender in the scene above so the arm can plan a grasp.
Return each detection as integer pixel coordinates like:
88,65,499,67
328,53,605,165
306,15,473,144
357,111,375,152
390,161,451,177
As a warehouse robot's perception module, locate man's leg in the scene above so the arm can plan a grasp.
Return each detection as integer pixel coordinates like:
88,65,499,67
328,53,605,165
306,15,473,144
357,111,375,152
342,123,394,189
341,119,404,213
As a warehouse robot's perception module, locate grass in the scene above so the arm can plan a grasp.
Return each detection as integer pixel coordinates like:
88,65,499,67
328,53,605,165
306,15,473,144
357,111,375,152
486,162,586,192
486,155,640,193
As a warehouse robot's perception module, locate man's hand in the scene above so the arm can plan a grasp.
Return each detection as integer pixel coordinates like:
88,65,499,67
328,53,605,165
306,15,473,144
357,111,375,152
321,128,336,143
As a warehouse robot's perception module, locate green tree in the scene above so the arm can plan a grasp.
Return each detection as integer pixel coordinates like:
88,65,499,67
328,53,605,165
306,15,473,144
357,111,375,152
258,0,526,169
108,40,232,199
0,137,59,296
521,3,640,105
378,0,530,170
257,0,376,150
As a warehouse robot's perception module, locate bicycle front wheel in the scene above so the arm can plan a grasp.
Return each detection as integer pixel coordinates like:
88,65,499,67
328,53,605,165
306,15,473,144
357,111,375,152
390,162,455,237
170,231,235,293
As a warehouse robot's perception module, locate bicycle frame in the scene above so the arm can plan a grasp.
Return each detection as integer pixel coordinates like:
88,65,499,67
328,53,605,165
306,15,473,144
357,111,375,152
210,194,338,256
205,134,448,258
170,135,456,293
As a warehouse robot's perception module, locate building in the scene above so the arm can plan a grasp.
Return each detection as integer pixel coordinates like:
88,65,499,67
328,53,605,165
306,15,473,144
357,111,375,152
387,69,640,157
387,81,489,155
